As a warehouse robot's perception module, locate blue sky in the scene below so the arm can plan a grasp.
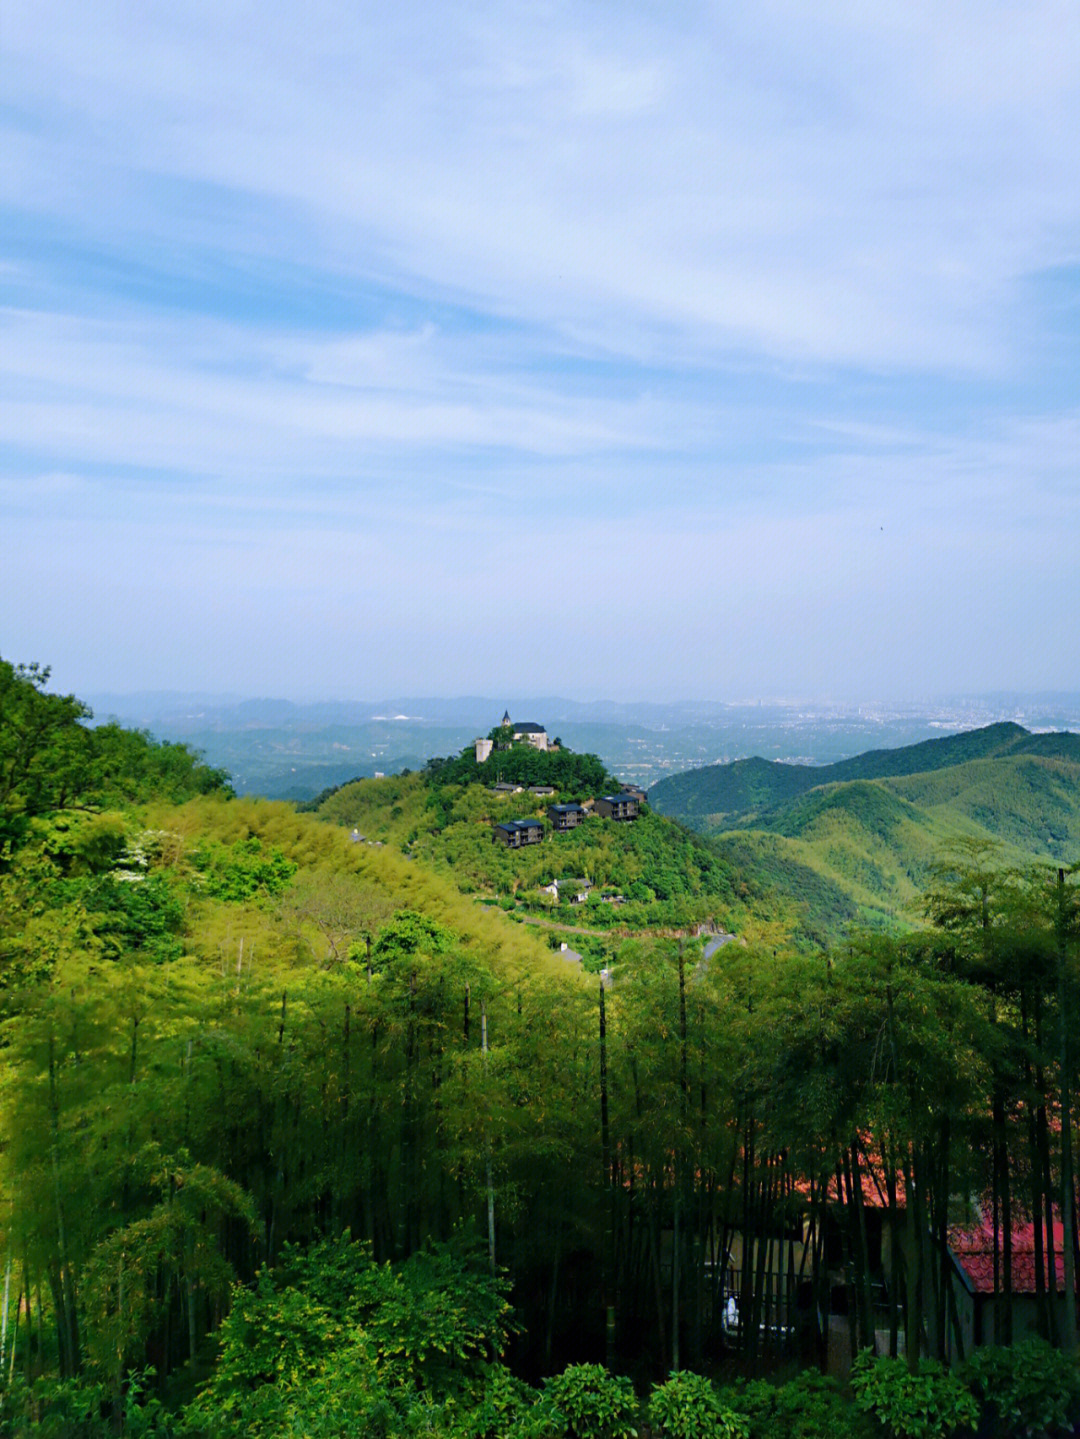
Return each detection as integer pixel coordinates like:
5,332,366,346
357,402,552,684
3,1,1078,701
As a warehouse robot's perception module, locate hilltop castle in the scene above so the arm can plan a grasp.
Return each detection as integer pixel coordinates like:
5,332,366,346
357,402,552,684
475,710,550,763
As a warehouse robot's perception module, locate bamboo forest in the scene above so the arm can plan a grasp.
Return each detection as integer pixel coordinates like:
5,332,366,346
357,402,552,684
3,656,1080,1438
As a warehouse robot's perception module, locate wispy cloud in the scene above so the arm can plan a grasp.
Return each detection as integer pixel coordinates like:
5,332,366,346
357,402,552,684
2,1,1078,698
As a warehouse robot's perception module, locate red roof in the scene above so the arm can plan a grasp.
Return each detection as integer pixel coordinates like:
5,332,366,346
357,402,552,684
949,1217,1075,1296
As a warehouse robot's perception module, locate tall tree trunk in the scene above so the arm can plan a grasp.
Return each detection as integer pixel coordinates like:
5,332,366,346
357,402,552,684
672,947,687,1372
849,1140,874,1352
47,1033,78,1376
883,1136,900,1359
935,1119,952,1361
599,981,615,1368
1059,868,1078,1354
482,1000,496,1277
740,1115,755,1366
1001,1103,1014,1346
902,1143,921,1369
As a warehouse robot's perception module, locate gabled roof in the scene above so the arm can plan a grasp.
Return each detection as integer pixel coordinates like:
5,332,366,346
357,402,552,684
950,1218,1075,1296
494,818,543,834
550,802,586,814
513,721,546,734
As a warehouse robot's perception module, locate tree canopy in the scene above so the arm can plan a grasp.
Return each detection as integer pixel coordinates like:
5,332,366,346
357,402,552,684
3,664,1080,1435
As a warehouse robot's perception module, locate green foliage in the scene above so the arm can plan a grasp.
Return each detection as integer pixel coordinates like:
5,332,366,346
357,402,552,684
651,721,1080,942
720,1371,868,1439
0,658,231,857
0,659,93,832
77,872,185,961
543,1364,638,1439
649,1371,749,1439
85,722,233,807
429,745,612,797
30,811,130,876
81,1158,256,1378
960,1339,1080,1437
190,1234,514,1436
189,834,297,900
185,1324,387,1437
0,1367,173,1439
850,1352,978,1439
366,1238,515,1396
316,766,742,934
650,722,1040,826
455,1365,549,1439
0,1372,106,1439
373,908,458,967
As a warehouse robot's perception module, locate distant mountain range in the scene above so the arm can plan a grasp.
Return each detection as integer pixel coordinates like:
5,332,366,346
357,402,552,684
81,691,1080,802
649,723,1080,942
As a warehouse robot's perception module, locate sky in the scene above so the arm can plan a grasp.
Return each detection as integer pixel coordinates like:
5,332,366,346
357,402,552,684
2,2,1078,702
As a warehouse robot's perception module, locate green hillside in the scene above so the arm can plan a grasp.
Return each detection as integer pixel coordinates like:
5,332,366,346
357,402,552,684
314,766,750,944
886,753,1080,860
649,724,1080,938
760,778,1012,926
646,720,1067,825
312,727,1080,947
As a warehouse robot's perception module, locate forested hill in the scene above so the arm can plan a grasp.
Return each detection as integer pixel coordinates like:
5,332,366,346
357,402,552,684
9,659,1080,1434
648,721,1080,938
312,755,754,947
649,721,1080,826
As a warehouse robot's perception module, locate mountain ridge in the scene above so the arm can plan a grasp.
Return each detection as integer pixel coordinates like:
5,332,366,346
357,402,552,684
648,723,1080,939
649,722,1080,825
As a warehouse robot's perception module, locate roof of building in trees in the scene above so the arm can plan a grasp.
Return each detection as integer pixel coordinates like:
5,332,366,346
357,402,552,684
950,1219,1075,1295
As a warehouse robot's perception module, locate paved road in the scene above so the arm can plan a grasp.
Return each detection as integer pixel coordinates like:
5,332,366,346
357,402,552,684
515,913,736,946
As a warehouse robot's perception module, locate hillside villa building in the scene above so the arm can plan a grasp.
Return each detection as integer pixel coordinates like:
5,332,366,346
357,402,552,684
595,793,641,821
548,802,587,831
492,818,544,849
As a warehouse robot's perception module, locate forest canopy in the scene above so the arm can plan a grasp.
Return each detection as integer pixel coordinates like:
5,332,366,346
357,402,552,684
3,661,1080,1437
0,657,231,847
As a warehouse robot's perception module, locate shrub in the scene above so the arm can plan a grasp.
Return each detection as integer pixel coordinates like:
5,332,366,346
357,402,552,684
457,1365,556,1439
186,1233,514,1435
650,1370,749,1439
721,1370,869,1439
850,1351,978,1439
961,1338,1080,1437
544,1363,638,1439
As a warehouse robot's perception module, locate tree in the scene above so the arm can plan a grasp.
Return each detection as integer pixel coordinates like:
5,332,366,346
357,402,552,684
0,660,91,833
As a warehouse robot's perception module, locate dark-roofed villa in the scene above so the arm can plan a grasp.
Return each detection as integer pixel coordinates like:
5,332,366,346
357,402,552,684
548,802,587,831
595,793,640,821
492,819,544,849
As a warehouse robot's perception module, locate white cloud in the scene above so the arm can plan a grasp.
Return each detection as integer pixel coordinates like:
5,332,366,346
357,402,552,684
6,2,1078,367
2,1,1078,698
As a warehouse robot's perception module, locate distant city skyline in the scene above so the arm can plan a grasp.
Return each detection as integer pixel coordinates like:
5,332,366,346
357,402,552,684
4,3,1078,702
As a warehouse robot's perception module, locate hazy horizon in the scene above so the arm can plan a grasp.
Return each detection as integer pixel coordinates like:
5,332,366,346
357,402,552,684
4,3,1078,701
78,684,1080,719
